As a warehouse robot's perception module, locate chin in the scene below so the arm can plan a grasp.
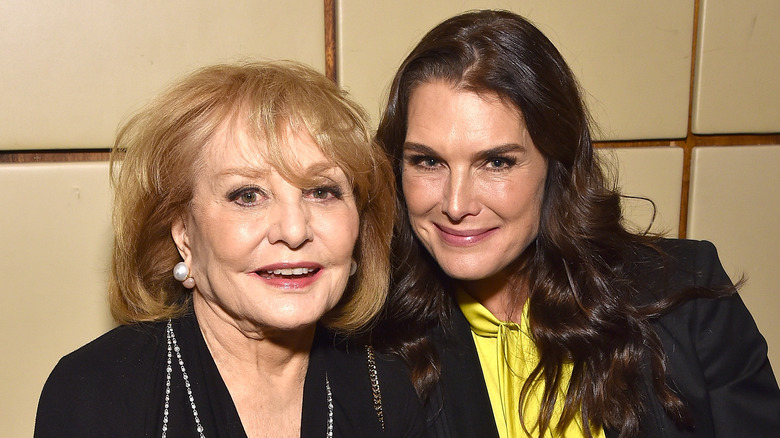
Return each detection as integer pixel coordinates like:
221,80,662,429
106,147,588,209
267,305,331,330
263,317,319,333
440,265,491,282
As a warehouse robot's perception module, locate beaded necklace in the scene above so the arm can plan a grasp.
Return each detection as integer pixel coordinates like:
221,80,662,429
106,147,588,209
162,320,334,437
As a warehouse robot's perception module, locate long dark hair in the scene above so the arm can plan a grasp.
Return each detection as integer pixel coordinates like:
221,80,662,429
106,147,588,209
375,10,700,437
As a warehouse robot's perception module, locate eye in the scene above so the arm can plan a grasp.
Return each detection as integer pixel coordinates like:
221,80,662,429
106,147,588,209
306,185,344,201
406,154,442,170
484,156,517,170
240,191,258,204
228,186,266,206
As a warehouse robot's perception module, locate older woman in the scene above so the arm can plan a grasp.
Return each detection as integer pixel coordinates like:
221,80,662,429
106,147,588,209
375,9,780,438
35,62,426,437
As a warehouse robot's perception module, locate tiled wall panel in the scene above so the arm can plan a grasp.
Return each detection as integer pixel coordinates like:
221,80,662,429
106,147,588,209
599,147,684,237
0,0,324,150
687,145,780,376
0,163,115,436
338,0,694,140
692,0,780,134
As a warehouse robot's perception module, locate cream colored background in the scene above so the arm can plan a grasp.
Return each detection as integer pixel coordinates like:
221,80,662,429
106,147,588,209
692,0,780,133
1,1,778,436
0,0,325,150
687,145,780,375
339,0,695,139
0,162,114,438
600,147,684,237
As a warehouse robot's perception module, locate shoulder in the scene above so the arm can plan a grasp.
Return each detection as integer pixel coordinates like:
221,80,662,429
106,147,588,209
632,238,732,303
640,238,744,347
35,321,166,437
47,321,164,385
655,238,725,281
645,241,780,433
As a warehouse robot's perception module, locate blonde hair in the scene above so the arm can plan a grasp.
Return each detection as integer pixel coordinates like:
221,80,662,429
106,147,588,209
110,61,394,333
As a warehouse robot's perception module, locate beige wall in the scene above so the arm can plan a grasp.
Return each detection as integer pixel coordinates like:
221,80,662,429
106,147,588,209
692,0,780,133
0,162,114,438
1,1,778,436
599,147,684,237
0,0,325,150
687,145,780,374
339,0,694,139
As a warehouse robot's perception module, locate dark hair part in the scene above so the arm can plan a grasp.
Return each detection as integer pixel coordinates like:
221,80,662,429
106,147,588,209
375,10,708,437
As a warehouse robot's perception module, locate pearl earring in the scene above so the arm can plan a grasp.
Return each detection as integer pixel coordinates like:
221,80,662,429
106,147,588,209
349,259,357,276
173,262,189,281
173,262,196,289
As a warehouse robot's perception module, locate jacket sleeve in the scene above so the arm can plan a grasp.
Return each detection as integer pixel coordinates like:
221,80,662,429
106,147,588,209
33,352,135,437
690,241,780,436
33,325,163,438
34,357,86,437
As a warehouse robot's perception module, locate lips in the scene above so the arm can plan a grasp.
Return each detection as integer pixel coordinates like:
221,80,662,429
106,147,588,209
253,262,323,288
435,224,497,246
259,267,319,278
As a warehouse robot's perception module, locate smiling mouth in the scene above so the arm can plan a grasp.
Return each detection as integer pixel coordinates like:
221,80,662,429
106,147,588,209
257,267,321,279
435,224,498,246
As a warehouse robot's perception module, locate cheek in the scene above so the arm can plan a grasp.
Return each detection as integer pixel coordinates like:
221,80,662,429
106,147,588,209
191,215,263,265
402,174,440,216
314,208,360,257
497,178,546,225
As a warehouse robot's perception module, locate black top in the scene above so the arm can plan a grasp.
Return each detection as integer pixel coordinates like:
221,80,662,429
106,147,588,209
423,239,780,437
34,313,427,437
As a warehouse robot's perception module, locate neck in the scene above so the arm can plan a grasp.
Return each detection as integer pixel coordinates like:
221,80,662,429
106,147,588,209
458,270,528,324
193,296,315,374
192,295,313,437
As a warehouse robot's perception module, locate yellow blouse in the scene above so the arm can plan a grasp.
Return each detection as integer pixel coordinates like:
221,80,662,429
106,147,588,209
457,291,604,438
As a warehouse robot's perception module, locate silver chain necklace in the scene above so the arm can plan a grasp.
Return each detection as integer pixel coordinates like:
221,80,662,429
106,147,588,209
162,320,334,437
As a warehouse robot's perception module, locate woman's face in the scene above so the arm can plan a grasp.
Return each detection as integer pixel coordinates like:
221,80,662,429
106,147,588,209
172,123,359,335
402,81,547,284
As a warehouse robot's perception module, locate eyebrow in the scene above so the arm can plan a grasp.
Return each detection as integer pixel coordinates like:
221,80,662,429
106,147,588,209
402,142,439,156
473,144,526,162
217,162,344,181
402,142,527,160
217,167,271,179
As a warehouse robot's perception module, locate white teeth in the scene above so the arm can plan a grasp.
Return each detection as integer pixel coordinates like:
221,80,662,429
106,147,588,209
266,267,312,276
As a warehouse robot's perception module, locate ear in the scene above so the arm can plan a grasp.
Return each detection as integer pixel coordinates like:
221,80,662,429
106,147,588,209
171,214,192,263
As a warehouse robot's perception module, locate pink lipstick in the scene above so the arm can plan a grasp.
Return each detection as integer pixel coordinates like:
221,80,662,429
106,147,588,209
253,262,322,289
435,224,497,246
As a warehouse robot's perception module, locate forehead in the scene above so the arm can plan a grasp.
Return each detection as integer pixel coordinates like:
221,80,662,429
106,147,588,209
200,120,329,171
405,82,527,146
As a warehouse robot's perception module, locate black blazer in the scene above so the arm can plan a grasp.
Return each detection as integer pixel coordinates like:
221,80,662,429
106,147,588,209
35,313,427,437
423,239,780,437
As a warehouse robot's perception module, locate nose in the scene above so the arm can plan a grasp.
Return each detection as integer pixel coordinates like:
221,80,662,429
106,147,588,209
441,168,479,221
267,197,313,249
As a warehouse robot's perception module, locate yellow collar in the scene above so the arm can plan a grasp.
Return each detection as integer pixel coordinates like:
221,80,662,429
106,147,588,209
456,289,526,338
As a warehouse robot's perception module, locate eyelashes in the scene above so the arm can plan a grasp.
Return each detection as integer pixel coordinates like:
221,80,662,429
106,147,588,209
305,184,344,200
405,154,442,170
228,185,266,206
404,153,518,171
484,156,517,169
226,183,346,207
